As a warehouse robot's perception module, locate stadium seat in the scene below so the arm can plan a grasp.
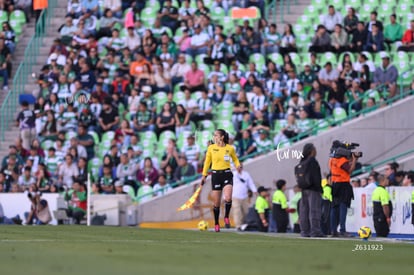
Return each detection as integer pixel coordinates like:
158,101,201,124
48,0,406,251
267,53,283,66
145,0,161,10
154,92,168,113
177,131,193,149
215,120,235,135
9,10,26,25
88,131,100,147
211,6,225,23
333,107,347,122
320,52,337,66
273,119,288,133
0,10,7,24
88,157,102,182
41,140,54,151
173,91,185,103
198,120,215,132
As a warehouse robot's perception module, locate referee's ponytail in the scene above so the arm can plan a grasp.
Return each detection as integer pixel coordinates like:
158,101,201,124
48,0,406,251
217,129,229,144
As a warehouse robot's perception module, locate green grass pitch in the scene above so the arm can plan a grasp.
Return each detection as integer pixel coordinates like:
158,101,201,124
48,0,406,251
0,226,412,275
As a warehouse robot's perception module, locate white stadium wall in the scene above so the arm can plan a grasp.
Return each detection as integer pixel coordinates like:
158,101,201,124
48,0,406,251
137,96,414,224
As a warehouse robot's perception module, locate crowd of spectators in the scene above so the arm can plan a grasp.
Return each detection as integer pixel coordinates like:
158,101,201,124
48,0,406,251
352,162,414,189
1,0,413,203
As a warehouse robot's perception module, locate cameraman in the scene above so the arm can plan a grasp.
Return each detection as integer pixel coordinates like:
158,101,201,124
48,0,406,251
329,147,358,237
24,184,52,225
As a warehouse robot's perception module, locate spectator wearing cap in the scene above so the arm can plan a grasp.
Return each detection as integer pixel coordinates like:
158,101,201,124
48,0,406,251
364,24,384,53
366,11,383,33
318,62,339,88
343,7,358,35
309,25,331,53
186,23,210,58
158,0,179,32
373,52,398,98
140,85,156,112
384,14,403,49
321,5,343,33
16,101,36,150
398,20,414,52
330,24,348,53
255,129,273,154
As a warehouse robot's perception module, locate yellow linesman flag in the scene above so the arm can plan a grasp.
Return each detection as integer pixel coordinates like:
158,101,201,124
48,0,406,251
177,185,202,211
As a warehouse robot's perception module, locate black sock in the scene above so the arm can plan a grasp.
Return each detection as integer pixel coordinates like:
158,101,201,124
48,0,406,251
213,207,220,225
224,201,232,218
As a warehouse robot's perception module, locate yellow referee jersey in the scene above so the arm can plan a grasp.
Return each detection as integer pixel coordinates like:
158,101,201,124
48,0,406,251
202,144,240,176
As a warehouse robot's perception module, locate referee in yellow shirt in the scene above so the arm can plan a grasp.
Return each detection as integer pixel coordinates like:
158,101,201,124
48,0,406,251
201,129,241,232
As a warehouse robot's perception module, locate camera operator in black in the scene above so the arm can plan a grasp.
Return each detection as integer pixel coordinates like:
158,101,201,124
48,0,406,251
329,141,361,237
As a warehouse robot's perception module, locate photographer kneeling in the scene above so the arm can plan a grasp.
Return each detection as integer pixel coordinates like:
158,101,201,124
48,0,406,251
24,184,52,225
329,141,361,237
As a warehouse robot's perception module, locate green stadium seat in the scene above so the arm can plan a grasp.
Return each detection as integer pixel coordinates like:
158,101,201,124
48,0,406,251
319,52,337,67
338,52,356,64
0,10,8,24
198,120,215,132
267,53,283,66
177,131,193,149
173,91,185,103
215,120,235,135
345,0,361,10
333,107,347,122
211,6,225,23
154,92,168,113
41,140,54,151
9,10,26,25
88,157,102,182
273,119,288,133
289,52,301,67
145,0,161,11
88,131,100,147
10,20,23,35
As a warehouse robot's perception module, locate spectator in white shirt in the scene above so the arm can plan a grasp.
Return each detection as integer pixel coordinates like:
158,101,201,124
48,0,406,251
171,54,191,87
250,85,268,119
58,154,79,188
322,5,343,33
124,27,141,52
232,164,257,230
318,62,339,87
186,24,210,58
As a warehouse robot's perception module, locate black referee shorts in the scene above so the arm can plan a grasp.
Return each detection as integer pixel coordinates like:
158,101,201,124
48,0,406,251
211,170,233,191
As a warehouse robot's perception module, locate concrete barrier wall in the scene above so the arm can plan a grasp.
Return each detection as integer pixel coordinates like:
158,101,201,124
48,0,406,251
138,96,414,223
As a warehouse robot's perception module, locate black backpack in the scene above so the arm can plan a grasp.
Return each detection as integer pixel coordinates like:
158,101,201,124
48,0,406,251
295,158,312,189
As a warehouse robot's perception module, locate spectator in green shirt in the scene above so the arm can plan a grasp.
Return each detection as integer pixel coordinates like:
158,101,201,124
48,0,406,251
384,14,403,49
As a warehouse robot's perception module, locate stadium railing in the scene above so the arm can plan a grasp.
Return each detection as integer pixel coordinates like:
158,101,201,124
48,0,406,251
0,0,57,143
351,148,414,177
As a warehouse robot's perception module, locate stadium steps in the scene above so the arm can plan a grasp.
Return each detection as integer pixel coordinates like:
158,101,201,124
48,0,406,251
0,1,66,160
136,95,414,224
268,0,311,27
